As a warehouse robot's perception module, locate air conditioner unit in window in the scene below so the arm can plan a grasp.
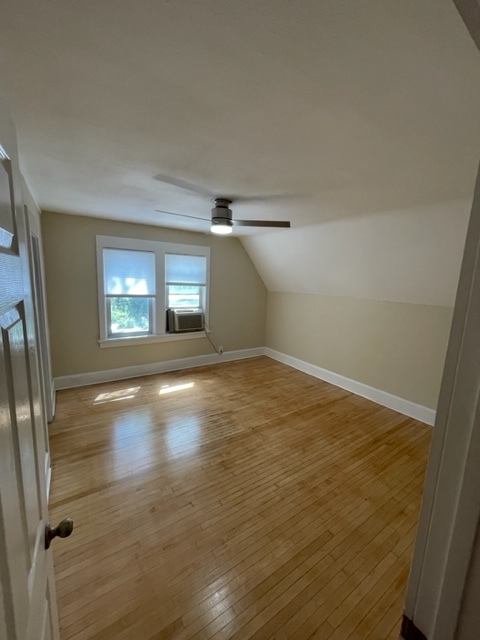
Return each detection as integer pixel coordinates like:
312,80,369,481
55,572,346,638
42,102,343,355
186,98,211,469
166,308,205,333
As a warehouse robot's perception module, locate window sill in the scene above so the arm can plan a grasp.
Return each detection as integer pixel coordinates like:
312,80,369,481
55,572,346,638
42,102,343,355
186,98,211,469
98,331,208,349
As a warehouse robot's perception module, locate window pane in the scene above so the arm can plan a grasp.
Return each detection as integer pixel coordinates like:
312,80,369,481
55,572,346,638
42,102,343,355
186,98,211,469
167,285,202,308
165,254,207,284
104,248,155,295
109,297,151,335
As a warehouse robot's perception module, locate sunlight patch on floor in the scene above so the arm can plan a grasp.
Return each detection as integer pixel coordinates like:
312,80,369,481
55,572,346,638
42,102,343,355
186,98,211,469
93,386,141,404
159,382,194,395
166,416,201,458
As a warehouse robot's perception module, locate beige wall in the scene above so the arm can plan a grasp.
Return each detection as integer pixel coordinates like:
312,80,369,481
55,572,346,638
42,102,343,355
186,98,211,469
42,211,267,377
266,292,453,409
41,211,453,408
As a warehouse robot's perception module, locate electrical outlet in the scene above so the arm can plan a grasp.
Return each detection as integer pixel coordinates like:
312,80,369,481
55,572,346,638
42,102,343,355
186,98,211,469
218,345,224,354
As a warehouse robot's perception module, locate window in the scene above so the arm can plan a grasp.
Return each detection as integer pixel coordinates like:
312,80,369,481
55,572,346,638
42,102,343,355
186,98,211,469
97,236,210,345
165,254,207,310
103,248,155,337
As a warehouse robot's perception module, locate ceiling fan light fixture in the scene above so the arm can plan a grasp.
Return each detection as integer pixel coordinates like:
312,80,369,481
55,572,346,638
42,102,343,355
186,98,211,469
157,194,290,233
211,218,233,235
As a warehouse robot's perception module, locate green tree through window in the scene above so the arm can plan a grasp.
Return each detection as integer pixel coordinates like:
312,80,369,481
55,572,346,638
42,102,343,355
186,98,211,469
110,297,150,333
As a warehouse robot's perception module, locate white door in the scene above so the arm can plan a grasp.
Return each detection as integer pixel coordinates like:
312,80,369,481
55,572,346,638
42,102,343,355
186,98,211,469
0,108,61,638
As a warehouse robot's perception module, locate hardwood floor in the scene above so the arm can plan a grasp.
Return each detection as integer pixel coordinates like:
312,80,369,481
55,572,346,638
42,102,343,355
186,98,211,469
49,356,431,640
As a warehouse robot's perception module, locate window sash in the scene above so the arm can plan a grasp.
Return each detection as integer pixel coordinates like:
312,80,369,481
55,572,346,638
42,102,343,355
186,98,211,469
166,285,205,309
165,281,207,286
106,296,154,338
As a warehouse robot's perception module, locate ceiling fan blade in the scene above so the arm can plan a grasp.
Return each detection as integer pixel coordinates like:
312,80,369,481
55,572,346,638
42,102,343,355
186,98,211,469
233,219,291,228
155,209,209,222
232,194,302,204
153,174,212,197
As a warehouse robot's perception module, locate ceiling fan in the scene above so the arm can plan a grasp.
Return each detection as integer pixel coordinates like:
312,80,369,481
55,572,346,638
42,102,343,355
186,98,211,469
154,174,291,235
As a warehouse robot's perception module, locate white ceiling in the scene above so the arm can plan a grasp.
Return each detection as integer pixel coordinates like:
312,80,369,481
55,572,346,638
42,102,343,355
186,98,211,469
0,1,479,306
0,0,479,235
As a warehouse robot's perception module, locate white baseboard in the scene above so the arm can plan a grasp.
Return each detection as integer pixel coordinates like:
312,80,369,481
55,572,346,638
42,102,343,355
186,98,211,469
264,348,436,426
53,345,435,426
54,347,264,390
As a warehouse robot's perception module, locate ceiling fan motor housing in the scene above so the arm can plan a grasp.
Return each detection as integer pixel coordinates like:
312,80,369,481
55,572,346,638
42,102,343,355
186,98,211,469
211,198,233,228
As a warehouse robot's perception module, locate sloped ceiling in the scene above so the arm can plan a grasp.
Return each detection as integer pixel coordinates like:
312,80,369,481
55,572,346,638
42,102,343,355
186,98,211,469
242,200,471,306
0,0,479,304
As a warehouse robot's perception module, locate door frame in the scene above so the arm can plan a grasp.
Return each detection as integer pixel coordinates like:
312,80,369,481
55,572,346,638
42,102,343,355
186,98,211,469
403,2,480,637
24,199,54,424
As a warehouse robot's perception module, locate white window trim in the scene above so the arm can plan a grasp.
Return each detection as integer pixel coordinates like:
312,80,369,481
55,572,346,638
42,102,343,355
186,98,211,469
96,235,210,345
98,331,210,348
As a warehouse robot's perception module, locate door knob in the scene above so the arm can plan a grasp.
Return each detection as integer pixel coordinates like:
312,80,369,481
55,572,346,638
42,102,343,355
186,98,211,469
45,518,74,550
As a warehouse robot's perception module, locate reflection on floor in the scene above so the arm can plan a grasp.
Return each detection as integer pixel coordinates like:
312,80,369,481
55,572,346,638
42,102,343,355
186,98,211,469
49,356,431,640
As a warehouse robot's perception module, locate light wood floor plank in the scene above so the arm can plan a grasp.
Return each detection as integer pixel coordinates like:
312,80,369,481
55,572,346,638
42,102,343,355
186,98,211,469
49,357,431,640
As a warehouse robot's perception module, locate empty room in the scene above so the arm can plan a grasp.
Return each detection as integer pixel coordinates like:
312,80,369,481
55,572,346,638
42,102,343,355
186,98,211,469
1,2,480,640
